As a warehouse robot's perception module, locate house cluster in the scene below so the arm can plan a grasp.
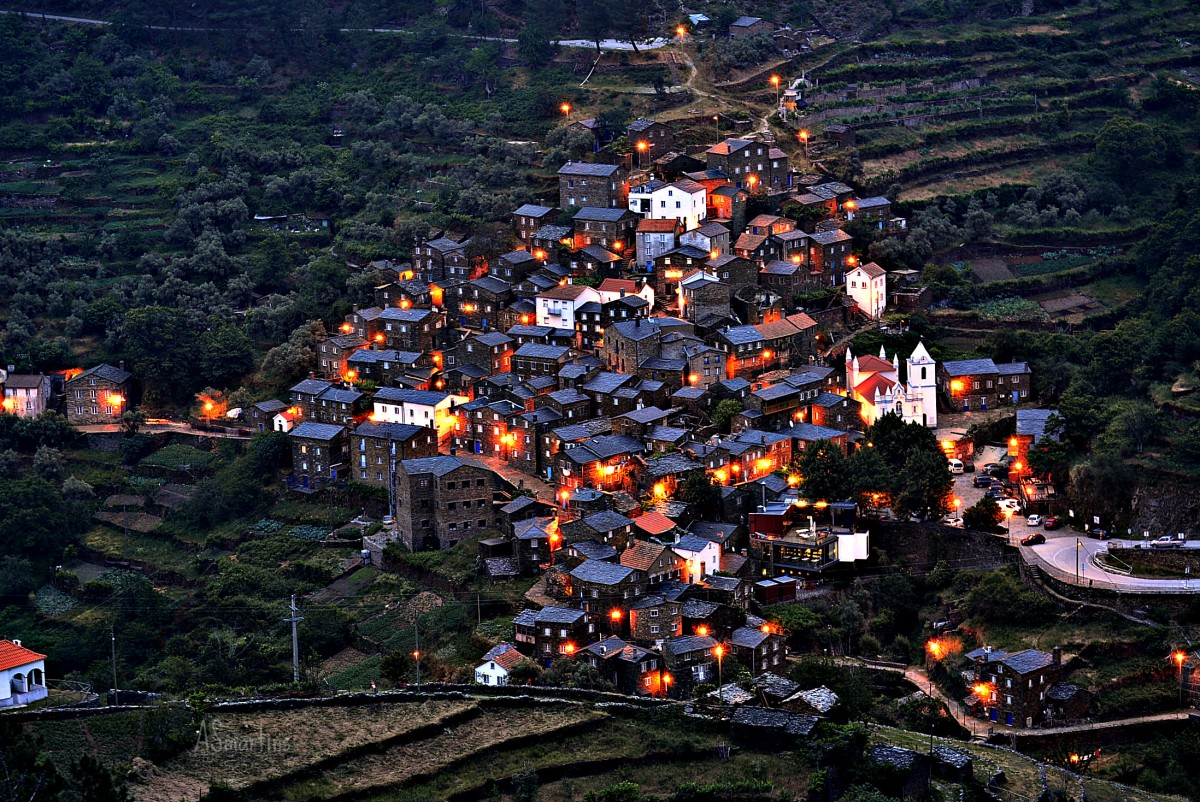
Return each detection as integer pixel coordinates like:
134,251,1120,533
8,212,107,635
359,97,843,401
0,362,133,426
962,645,1091,728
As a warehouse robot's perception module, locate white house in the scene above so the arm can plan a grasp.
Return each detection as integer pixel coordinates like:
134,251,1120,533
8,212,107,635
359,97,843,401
0,639,47,708
474,642,529,686
1,374,51,418
371,388,466,440
845,342,937,428
671,533,723,584
846,262,887,319
596,278,655,309
272,408,299,433
535,283,602,329
635,219,680,268
628,179,707,231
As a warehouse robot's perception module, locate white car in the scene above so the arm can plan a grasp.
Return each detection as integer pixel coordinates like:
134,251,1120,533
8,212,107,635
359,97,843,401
999,499,1021,513
1026,514,1042,527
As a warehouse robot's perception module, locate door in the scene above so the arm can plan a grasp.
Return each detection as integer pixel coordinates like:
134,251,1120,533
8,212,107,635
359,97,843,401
1005,712,1013,726
989,708,997,722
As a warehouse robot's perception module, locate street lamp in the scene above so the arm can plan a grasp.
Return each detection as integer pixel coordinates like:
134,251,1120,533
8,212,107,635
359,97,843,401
798,129,809,161
1173,650,1188,706
636,140,648,168
1004,509,1014,543
676,25,686,40
560,102,571,119
770,74,781,108
714,644,724,696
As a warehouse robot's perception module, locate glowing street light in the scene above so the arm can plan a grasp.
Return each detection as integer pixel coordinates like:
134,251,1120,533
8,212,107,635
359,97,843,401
714,644,725,695
770,74,781,107
798,129,809,160
560,102,571,119
636,139,649,168
676,25,687,39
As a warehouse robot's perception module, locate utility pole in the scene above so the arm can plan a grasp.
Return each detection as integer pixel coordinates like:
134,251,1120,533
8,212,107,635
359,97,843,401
284,595,304,684
110,624,118,699
414,617,422,689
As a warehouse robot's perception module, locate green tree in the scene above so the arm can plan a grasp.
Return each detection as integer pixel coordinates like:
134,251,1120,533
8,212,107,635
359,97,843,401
798,439,849,501
892,449,952,519
710,399,743,431
676,471,721,518
517,25,557,68
1092,116,1167,180
963,495,1003,533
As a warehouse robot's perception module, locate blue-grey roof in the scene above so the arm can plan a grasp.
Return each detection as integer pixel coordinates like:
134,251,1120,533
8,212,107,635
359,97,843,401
673,534,712,553
673,387,707,399
570,540,619,561
1017,409,1058,443
534,606,587,624
663,634,716,655
996,362,1031,375
559,364,592,380
731,626,770,648
640,357,686,371
856,196,891,209
1000,649,1055,675
583,372,635,395
471,276,512,294
583,509,634,533
578,434,644,459
514,343,570,360
507,324,553,338
658,245,711,260
736,429,790,446
374,388,450,405
474,332,514,347
754,383,798,401
574,206,631,222
627,117,661,133
643,452,704,477
254,399,288,413
688,521,738,543
813,391,849,407
559,162,621,177
718,378,751,392
533,224,573,241
290,422,345,441
514,204,555,217
762,261,802,276
552,418,613,441
73,363,132,384
290,378,333,395
787,423,845,442
352,422,427,441
646,424,687,441
570,559,637,585
401,455,488,477
548,388,590,405
732,15,763,26
581,245,620,263
501,249,539,264
378,307,435,322
317,387,363,404
941,358,997,376
722,325,764,345
966,647,1008,662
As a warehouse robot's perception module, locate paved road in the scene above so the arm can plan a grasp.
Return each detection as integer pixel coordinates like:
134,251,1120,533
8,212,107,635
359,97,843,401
0,10,671,50
75,420,252,439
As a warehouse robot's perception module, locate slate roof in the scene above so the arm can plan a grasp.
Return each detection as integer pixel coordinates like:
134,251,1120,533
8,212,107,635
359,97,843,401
793,685,839,714
941,358,997,376
558,161,621,177
618,406,668,424
996,361,1031,375
471,276,512,295
578,433,644,459
254,399,288,413
763,260,802,276
870,745,921,769
647,425,689,443
353,422,427,441
663,634,716,655
688,521,738,544
290,422,345,441
856,196,891,209
627,117,662,133
643,452,705,478
641,357,686,371
401,454,488,477
755,672,801,699
317,387,363,404
535,606,588,624
583,509,634,533
533,224,573,241
484,557,520,578
71,363,134,385
731,626,770,649
809,229,853,246
722,325,764,345
373,388,449,406
547,388,590,405
735,429,790,446
1046,682,1083,701
582,637,629,659
731,707,819,736
695,222,730,237
514,204,555,217
1000,649,1056,675
966,647,1008,662
290,378,333,395
552,418,613,441
574,206,632,222
379,307,436,323
582,245,621,263
569,540,619,561
513,343,570,360
629,593,669,611
787,422,846,441
673,534,713,553
570,559,638,586
1016,409,1058,443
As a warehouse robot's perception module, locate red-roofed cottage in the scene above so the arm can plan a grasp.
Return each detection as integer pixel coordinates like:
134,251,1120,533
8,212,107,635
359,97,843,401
0,639,47,707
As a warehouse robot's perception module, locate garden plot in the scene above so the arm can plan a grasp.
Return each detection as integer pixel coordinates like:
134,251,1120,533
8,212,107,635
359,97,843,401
129,700,479,802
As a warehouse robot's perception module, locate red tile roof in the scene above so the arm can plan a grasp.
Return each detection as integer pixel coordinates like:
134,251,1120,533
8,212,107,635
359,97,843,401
0,640,46,672
598,279,641,294
637,219,680,233
853,354,894,373
621,540,668,571
634,511,677,536
855,373,896,401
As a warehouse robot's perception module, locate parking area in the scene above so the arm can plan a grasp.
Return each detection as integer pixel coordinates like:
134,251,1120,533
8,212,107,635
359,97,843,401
948,444,1043,544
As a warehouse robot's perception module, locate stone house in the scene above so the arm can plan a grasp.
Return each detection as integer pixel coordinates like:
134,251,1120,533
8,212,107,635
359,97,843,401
681,221,731,259
627,117,674,156
705,138,791,191
572,207,638,251
558,161,628,210
313,385,364,427
513,605,594,665
318,333,366,380
635,218,682,269
65,363,132,425
513,204,557,244
939,359,1033,413
512,343,571,381
457,276,512,330
248,399,288,432
457,332,514,377
350,422,438,487
493,249,542,283
679,272,731,325
413,236,470,283
347,349,426,388
628,595,682,646
652,245,711,300
579,638,664,696
394,455,496,551
729,625,787,674
661,634,718,694
568,560,647,622
807,230,854,285
377,307,446,353
967,646,1064,728
289,422,348,486
729,15,774,37
288,377,333,421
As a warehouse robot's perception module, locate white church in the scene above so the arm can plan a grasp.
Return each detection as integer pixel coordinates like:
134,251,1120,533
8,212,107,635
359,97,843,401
845,341,937,427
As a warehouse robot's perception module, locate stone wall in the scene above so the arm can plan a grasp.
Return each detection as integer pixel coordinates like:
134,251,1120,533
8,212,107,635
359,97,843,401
869,521,1014,576
1129,473,1200,539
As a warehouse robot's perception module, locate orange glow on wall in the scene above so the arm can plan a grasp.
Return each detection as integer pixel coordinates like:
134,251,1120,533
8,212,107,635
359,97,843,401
340,323,352,333
399,299,411,309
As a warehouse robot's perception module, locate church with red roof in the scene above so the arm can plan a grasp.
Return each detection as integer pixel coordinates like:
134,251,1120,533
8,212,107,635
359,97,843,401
845,342,938,428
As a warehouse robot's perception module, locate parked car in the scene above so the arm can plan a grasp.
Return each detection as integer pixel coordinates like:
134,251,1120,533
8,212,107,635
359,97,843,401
1021,533,1046,546
973,474,993,488
999,498,1021,513
1043,516,1062,530
948,458,964,474
985,490,1003,501
984,463,1005,476
962,460,976,473
1089,528,1110,540
1150,535,1184,549
1026,514,1043,527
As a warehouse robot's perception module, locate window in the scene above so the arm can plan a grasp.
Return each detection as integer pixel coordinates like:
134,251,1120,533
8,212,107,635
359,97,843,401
649,609,659,617
650,625,660,634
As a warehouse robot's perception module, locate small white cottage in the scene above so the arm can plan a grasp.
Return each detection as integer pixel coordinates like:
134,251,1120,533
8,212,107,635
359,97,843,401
475,642,529,686
0,639,48,708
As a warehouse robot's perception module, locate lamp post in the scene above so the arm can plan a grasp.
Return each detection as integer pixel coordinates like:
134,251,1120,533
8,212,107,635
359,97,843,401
770,74,781,109
713,114,720,142
560,102,571,120
1075,538,1082,584
714,644,724,700
1004,509,1013,544
798,129,809,162
1173,650,1187,707
636,140,648,168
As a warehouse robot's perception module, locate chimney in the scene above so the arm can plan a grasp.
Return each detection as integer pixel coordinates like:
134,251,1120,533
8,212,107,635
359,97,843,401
1052,646,1062,666
309,371,315,379
12,639,20,647
118,360,125,372
450,446,457,456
